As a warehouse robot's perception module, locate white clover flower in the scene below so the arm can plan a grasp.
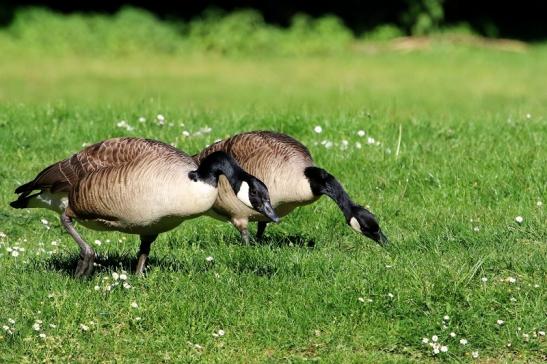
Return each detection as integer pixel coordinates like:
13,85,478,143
80,324,89,331
11,250,20,257
422,337,429,344
515,216,523,224
194,343,203,350
40,218,49,225
2,325,9,331
119,273,127,281
355,141,362,149
8,318,15,325
385,265,392,268
205,256,214,262
431,335,438,342
506,277,517,283
473,226,480,232
481,277,488,283
49,324,56,328
313,126,322,133
440,345,448,352
39,333,46,339
497,319,505,325
358,297,365,303
131,302,139,309
460,338,468,345
123,282,132,289
533,284,539,288
112,272,120,281
93,240,102,246
472,351,479,358
387,293,394,298
537,200,543,207
510,297,517,302
51,240,59,246
450,332,456,337
432,347,440,355
138,117,146,123
443,315,450,321
217,329,225,337
525,113,531,119
156,114,165,122
134,316,142,321
324,141,333,149
182,130,190,137
0,232,6,238
357,130,365,137
536,330,544,336
32,323,41,331
94,285,100,291
367,137,376,145
340,140,349,150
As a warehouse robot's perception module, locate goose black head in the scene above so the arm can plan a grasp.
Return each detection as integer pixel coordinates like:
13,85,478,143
236,174,280,223
190,150,280,223
348,205,388,245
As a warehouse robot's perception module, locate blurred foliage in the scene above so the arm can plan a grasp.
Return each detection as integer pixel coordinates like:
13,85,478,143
0,6,516,57
0,7,353,56
363,24,405,41
401,0,444,35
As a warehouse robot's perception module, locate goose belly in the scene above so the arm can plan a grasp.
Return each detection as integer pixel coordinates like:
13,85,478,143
71,168,217,234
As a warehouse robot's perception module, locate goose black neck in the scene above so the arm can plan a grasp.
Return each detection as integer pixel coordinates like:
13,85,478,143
304,166,355,221
190,151,245,188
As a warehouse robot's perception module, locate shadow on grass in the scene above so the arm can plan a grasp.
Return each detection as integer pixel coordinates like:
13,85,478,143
244,232,316,249
44,253,196,276
32,231,315,277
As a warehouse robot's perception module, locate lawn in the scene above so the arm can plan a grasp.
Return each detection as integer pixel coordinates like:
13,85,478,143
0,46,545,362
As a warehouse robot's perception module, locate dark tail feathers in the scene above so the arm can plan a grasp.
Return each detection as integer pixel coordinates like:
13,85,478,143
14,180,35,194
10,196,30,209
10,190,40,209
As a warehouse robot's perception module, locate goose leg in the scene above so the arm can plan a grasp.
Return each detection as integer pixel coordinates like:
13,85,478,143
232,217,250,244
256,222,268,240
136,234,157,275
60,211,95,278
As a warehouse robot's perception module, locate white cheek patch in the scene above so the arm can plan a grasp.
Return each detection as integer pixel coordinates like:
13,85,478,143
349,217,362,233
236,181,253,208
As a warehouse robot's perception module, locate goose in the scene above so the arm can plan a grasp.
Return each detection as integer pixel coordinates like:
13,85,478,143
193,131,387,245
10,137,279,277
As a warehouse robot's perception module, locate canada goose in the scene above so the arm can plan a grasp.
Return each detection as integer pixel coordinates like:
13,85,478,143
194,131,387,245
10,137,279,277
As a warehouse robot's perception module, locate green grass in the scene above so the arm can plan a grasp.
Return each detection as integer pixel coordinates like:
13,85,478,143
0,47,545,363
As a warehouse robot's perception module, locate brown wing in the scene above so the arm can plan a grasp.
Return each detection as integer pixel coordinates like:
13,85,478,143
194,131,313,167
14,137,193,198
